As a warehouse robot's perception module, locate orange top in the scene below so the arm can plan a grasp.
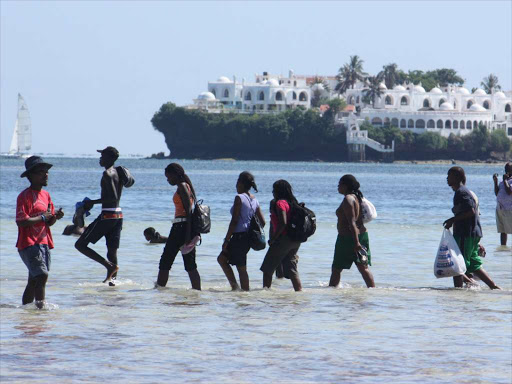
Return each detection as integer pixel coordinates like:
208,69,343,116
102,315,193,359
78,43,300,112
173,183,194,218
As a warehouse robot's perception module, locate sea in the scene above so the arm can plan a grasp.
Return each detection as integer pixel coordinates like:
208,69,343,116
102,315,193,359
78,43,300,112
1,157,511,383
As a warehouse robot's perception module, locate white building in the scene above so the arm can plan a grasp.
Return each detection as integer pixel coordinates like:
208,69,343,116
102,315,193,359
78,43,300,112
343,83,512,138
193,71,311,112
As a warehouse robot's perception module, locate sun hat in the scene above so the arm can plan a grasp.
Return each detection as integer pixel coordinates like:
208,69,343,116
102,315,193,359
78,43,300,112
20,156,53,178
97,146,119,159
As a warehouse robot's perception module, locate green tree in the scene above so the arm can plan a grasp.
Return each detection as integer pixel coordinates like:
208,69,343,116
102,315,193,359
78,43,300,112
429,68,464,87
489,129,511,153
363,74,384,107
335,55,367,94
323,98,347,121
379,63,398,89
416,131,448,151
481,73,501,93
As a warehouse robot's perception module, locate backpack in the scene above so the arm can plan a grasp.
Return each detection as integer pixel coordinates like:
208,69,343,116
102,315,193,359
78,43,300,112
192,199,211,234
116,166,135,188
287,202,316,243
242,195,265,251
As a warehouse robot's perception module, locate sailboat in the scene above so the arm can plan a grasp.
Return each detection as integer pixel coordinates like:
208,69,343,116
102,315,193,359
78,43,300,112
7,93,32,158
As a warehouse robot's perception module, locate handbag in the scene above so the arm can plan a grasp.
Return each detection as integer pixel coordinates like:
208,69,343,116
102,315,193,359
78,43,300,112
192,198,211,234
243,194,266,251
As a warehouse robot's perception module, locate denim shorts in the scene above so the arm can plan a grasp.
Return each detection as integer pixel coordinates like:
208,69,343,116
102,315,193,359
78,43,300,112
19,244,51,277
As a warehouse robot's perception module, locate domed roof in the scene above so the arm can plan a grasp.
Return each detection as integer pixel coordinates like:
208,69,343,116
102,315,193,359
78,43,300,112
469,104,486,111
266,78,279,86
198,91,216,101
379,82,387,89
430,87,442,94
440,102,454,111
457,87,470,94
394,85,406,91
414,85,426,93
494,91,506,98
217,76,231,83
312,83,325,91
473,88,486,95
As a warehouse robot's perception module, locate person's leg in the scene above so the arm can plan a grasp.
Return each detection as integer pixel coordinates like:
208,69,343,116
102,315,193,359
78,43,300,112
329,266,342,287
33,273,48,308
289,273,302,292
282,248,302,291
356,263,375,288
473,268,501,290
218,253,239,290
187,269,201,290
157,225,182,287
275,264,285,279
263,272,273,289
183,249,201,290
236,265,249,291
22,274,36,305
500,233,507,246
453,275,464,288
75,230,116,281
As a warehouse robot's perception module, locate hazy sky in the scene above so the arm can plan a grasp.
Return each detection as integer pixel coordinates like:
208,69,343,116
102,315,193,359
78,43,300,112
1,1,511,156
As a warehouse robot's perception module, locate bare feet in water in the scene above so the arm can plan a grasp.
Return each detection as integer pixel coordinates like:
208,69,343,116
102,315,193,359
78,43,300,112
103,264,119,284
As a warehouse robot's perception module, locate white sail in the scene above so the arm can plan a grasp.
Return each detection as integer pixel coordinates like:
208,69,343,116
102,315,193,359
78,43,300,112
8,94,32,155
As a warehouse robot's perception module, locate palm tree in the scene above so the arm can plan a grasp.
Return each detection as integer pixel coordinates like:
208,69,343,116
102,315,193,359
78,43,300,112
312,76,331,92
481,73,501,93
363,75,384,108
335,55,367,94
379,63,398,89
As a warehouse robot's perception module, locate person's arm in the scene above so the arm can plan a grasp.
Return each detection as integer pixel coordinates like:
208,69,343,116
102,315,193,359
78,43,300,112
48,208,64,226
444,208,475,229
223,196,242,252
178,182,193,243
269,201,287,245
342,196,362,252
493,173,500,196
503,175,512,195
17,212,53,227
256,206,266,227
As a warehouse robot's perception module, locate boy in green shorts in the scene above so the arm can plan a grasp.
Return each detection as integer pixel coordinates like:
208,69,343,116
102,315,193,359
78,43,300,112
444,167,500,289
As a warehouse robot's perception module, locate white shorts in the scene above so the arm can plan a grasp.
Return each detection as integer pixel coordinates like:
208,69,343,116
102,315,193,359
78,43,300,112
496,208,512,234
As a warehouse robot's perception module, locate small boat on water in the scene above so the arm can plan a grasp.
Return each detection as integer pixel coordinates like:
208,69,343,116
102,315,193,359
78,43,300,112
3,93,32,158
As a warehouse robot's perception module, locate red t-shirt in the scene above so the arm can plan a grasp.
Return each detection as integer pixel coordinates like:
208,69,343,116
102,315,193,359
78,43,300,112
16,187,55,250
270,199,291,235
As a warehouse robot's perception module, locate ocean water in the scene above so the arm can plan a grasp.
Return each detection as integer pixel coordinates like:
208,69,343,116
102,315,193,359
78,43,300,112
1,157,511,383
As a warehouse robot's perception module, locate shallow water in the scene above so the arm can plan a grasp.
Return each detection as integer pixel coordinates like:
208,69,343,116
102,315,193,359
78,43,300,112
1,158,511,383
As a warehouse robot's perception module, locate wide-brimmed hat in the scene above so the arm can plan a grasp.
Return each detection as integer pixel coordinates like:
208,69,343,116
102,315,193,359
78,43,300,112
97,146,119,159
20,156,53,178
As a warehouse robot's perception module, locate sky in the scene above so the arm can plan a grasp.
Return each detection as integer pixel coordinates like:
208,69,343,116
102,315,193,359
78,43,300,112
1,0,511,156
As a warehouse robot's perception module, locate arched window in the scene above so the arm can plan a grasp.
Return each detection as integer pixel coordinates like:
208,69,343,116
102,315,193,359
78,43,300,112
356,96,360,103
479,120,483,127
439,99,446,107
445,120,451,129
224,89,229,98
391,118,399,127
371,117,383,126
460,120,465,129
245,91,252,101
453,120,458,129
408,119,414,128
400,119,406,128
423,99,430,108
416,119,425,128
467,100,473,109
385,95,392,105
437,119,443,128
384,118,390,128
427,119,435,128
483,100,490,109
292,91,297,100
505,104,511,112
211,89,217,98
299,92,308,101
258,91,264,101
276,91,283,101
401,96,408,106
466,121,472,129
473,121,478,129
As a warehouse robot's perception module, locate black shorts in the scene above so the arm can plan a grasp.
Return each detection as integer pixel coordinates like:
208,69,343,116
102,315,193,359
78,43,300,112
159,222,197,272
226,232,250,267
79,214,123,249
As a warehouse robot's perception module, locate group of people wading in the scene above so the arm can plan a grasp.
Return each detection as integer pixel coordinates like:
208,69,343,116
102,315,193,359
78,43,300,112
15,149,504,308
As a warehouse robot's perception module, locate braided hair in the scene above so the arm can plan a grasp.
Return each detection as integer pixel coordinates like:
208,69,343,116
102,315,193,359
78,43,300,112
165,163,196,198
238,171,258,192
340,174,363,203
272,179,299,205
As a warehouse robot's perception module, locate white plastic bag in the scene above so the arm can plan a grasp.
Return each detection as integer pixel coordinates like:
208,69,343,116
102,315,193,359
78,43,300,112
434,229,467,278
361,197,377,224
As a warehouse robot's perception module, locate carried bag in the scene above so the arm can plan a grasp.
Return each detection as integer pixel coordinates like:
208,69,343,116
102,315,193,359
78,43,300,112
434,229,467,278
287,202,316,243
192,199,211,234
116,166,135,188
361,197,377,224
243,195,266,251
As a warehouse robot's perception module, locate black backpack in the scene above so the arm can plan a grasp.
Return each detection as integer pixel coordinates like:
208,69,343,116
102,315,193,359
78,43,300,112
116,166,135,188
192,199,211,234
287,202,316,243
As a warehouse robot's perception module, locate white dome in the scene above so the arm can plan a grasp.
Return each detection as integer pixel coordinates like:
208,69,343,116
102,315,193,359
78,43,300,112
266,78,279,86
469,104,486,111
379,82,387,90
312,83,325,91
440,102,454,111
430,87,442,94
394,85,406,91
414,85,426,93
494,91,506,99
473,88,486,95
198,91,216,101
457,87,470,94
217,76,231,83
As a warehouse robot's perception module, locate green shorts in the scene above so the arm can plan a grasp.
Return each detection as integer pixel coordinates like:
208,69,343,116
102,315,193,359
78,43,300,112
454,236,483,274
332,232,371,270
